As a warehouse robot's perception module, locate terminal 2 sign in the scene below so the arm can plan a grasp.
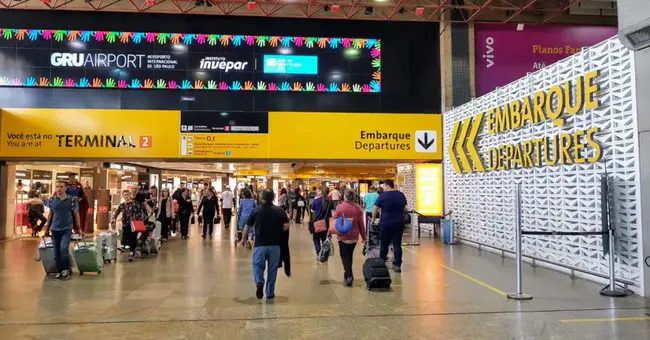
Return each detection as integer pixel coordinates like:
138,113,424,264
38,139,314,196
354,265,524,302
448,71,603,174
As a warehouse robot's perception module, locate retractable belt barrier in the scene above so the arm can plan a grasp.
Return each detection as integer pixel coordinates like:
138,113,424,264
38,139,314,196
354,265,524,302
507,176,633,301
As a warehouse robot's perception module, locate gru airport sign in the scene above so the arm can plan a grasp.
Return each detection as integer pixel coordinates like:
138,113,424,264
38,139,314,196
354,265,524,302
0,109,442,161
448,70,603,174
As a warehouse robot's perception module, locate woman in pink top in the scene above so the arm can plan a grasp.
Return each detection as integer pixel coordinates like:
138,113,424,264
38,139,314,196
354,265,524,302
330,189,367,287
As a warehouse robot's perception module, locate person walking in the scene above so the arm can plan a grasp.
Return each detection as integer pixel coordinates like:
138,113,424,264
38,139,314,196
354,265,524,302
309,186,331,257
239,189,290,300
237,189,257,243
372,179,407,273
43,181,80,280
198,188,219,239
329,186,341,211
112,189,149,261
157,188,174,242
293,188,305,224
362,186,379,230
331,189,367,287
178,188,194,240
220,186,234,229
27,191,47,237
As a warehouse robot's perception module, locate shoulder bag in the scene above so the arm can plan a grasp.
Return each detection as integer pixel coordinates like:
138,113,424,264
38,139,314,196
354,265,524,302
313,200,331,233
329,212,353,235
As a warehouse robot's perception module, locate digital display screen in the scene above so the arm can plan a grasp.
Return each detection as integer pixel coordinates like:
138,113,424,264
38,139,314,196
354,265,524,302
263,55,318,75
0,28,381,93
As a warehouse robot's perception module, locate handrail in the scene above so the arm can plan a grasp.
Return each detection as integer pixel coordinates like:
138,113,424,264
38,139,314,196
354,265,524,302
457,236,635,287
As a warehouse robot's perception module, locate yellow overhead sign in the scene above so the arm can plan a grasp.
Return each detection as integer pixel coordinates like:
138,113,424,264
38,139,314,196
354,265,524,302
0,109,441,161
448,71,603,174
0,108,179,158
233,170,269,177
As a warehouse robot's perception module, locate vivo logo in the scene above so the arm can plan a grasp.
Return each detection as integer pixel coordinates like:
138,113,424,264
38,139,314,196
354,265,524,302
482,37,495,68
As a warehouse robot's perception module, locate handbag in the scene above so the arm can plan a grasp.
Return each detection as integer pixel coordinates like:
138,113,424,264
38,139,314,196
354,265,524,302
329,214,353,235
131,220,146,233
214,215,221,224
191,215,196,225
313,200,331,233
297,200,305,207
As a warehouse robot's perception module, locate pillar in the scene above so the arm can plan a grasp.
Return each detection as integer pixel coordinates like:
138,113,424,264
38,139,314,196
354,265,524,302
0,165,16,240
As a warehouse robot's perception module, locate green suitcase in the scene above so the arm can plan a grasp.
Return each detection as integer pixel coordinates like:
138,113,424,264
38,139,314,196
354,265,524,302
73,240,103,275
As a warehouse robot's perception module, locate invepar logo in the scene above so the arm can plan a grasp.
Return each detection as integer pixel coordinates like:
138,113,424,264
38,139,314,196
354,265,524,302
482,37,495,68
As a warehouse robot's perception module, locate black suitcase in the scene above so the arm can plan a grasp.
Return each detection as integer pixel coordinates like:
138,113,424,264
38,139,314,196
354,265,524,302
363,258,392,290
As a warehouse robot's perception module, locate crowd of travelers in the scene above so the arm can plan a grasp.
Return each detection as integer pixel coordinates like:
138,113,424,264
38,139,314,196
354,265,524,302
36,175,408,299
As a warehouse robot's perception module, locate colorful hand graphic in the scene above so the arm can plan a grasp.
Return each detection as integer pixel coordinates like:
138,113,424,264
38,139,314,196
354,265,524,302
328,83,339,92
0,77,10,86
372,58,381,69
15,29,27,41
196,34,207,44
362,84,371,92
207,80,218,89
156,79,167,89
128,79,141,88
2,29,13,40
39,77,49,87
352,84,361,92
316,83,326,92
26,77,37,87
269,36,280,47
342,38,352,48
245,36,255,46
120,32,131,43
92,78,103,88
64,79,75,87
305,82,315,92
371,48,381,58
105,78,116,88
353,39,365,49
12,77,21,86
256,81,267,91
156,33,169,44
256,36,267,47
194,80,204,89
94,31,106,42
341,83,350,92
54,30,66,42
219,82,228,90
365,39,378,48
220,35,231,46
279,82,291,91
170,34,181,44
294,37,305,47
317,38,329,49
370,80,380,92
78,78,89,88
229,81,242,90
67,31,80,41
182,34,195,45
208,35,218,46
180,80,192,89
373,71,381,80
328,38,341,49
27,29,40,41
144,79,154,88
106,32,118,43
292,82,303,91
280,37,293,47
132,33,145,44
244,81,254,90
268,83,278,91
168,81,178,89
232,35,244,46
80,31,93,42
146,33,155,43
305,37,317,48
42,30,53,40
118,80,127,88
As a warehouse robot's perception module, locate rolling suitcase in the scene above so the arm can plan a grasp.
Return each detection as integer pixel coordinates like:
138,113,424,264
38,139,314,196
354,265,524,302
363,258,392,290
38,237,58,275
73,240,103,275
149,221,162,255
97,231,118,263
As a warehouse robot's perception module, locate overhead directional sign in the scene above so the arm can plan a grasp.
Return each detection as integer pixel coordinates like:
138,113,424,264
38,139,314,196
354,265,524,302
448,113,483,174
415,130,437,153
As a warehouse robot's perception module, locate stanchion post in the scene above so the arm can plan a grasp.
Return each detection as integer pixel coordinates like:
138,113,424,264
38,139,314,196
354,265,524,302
402,211,420,246
599,175,629,297
507,183,533,300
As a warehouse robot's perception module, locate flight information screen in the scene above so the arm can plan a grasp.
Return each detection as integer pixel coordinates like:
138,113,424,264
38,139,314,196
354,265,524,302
0,28,381,93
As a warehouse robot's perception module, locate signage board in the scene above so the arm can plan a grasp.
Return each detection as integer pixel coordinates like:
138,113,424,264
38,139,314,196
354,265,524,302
233,170,269,177
32,170,52,180
15,169,31,179
415,163,443,216
0,28,380,93
0,109,441,161
80,168,95,177
474,24,616,96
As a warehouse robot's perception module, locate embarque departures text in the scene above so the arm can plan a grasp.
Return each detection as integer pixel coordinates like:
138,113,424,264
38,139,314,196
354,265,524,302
485,70,602,171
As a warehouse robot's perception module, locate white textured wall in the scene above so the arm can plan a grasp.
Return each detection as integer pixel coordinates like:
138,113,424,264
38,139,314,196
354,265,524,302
444,37,642,288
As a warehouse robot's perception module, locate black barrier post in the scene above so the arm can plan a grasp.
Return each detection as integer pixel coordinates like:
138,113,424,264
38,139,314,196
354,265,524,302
507,183,533,300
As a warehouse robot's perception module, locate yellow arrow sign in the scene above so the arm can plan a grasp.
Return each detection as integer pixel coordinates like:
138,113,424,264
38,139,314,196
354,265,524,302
467,113,484,172
456,117,473,172
448,121,462,174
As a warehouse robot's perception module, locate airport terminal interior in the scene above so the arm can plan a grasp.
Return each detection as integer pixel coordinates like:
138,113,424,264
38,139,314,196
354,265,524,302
0,1,650,339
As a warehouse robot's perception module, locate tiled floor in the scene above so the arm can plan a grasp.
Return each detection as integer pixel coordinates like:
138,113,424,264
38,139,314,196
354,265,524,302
0,220,649,339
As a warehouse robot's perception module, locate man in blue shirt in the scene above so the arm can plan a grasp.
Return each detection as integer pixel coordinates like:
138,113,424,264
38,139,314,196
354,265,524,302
363,186,379,229
44,181,80,281
372,180,407,273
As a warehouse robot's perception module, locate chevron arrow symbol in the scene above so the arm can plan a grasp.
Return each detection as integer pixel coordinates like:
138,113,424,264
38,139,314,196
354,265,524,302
448,114,485,174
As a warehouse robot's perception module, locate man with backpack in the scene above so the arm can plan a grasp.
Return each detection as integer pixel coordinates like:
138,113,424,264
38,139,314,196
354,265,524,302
43,180,80,281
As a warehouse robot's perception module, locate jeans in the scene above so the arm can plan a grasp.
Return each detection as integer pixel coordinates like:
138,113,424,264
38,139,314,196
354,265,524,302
202,212,215,236
179,213,191,237
312,231,327,255
379,224,404,267
338,241,357,279
158,217,171,238
121,223,138,253
222,208,232,227
252,245,281,297
51,229,72,273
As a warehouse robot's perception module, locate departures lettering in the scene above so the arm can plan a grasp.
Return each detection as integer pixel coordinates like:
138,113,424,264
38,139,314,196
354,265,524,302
356,130,411,152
